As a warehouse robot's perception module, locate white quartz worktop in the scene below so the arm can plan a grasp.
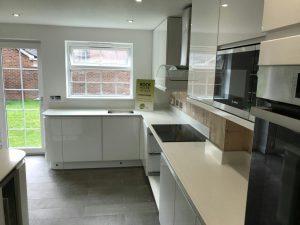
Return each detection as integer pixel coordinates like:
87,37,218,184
43,109,141,117
0,149,26,182
143,110,250,225
43,107,250,225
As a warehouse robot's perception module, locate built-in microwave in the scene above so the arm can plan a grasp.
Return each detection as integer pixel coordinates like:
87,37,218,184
213,44,260,120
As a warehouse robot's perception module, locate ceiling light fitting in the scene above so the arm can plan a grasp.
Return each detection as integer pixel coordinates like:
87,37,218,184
222,3,229,7
12,13,20,17
135,0,142,2
127,20,134,23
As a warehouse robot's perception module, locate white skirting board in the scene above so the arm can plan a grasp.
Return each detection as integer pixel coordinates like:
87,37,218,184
148,175,160,209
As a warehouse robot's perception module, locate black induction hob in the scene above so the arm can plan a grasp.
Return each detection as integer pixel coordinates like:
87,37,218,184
152,124,206,142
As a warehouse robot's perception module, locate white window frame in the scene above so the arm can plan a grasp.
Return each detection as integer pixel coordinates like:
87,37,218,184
65,41,134,99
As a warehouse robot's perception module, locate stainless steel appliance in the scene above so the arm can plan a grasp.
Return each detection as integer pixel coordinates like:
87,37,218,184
213,44,260,120
245,39,300,224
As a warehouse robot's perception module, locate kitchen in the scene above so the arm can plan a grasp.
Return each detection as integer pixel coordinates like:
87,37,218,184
0,0,300,225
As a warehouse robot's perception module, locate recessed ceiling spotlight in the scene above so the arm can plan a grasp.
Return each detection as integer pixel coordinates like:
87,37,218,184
12,13,20,17
135,0,142,2
222,3,229,7
127,20,134,23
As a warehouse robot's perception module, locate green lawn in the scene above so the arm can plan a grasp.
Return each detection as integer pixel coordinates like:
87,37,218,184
6,100,41,148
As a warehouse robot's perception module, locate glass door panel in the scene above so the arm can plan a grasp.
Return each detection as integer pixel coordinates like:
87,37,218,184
1,48,42,149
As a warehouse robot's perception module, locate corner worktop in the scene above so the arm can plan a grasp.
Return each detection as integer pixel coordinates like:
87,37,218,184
0,149,26,182
42,107,250,225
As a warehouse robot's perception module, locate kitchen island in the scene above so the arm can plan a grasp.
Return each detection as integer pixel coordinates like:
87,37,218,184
0,149,29,225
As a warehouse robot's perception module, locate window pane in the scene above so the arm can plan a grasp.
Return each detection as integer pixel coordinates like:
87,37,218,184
86,71,101,82
5,91,22,109
8,130,25,147
102,84,116,95
7,110,24,129
1,48,20,68
71,71,85,82
71,83,85,95
116,71,130,83
25,110,40,128
116,84,130,96
87,83,101,95
24,91,39,109
23,70,38,89
21,49,38,68
71,48,130,66
25,130,41,147
102,71,116,82
3,69,21,89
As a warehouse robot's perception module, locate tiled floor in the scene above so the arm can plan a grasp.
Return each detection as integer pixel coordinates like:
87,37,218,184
25,156,160,225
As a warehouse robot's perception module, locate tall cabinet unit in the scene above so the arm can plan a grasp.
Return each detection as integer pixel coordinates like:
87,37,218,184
152,17,182,90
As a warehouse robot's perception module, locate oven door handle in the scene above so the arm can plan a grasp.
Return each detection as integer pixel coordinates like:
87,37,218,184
251,107,300,132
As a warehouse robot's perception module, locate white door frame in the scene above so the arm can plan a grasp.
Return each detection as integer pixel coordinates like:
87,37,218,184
0,41,45,154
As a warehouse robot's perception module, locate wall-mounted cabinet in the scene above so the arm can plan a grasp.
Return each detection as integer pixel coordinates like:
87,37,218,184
188,0,265,109
187,0,219,102
218,0,265,46
152,17,182,91
262,0,300,32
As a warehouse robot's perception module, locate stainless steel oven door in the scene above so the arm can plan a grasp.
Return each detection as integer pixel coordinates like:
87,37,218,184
246,106,300,225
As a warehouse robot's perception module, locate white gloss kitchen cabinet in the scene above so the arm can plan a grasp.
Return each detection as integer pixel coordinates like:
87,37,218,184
262,0,300,32
102,116,140,161
62,117,102,162
159,154,200,225
44,115,141,169
218,0,264,46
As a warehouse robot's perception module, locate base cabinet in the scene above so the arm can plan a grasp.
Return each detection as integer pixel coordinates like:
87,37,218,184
174,185,197,225
159,155,176,225
159,154,201,225
44,115,141,168
103,116,140,161
62,117,102,162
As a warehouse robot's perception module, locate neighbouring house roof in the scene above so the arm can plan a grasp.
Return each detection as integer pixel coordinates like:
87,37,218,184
20,49,38,60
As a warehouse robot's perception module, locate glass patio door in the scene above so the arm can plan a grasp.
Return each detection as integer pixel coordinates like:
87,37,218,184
0,47,43,153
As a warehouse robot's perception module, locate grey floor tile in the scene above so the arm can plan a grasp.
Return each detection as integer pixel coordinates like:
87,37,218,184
25,156,160,225
125,212,160,225
29,207,84,219
84,215,125,225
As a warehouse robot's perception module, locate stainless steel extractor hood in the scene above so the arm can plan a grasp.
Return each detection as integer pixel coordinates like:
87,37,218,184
180,6,192,68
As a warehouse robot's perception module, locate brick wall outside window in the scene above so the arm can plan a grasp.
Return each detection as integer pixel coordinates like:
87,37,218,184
2,48,38,100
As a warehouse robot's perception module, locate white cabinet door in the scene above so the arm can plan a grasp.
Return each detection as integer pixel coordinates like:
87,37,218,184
159,154,176,225
44,117,63,163
62,117,102,162
174,184,197,225
218,0,264,45
103,116,140,160
262,0,300,32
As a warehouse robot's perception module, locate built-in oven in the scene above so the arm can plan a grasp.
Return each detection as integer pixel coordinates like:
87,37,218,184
245,64,300,225
213,44,260,120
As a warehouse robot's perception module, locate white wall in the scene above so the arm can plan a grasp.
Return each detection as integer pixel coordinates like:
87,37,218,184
0,23,154,110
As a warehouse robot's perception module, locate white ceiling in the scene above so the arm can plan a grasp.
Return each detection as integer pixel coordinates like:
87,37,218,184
0,0,192,30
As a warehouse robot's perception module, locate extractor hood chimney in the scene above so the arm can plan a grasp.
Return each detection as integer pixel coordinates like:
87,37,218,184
180,6,192,68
